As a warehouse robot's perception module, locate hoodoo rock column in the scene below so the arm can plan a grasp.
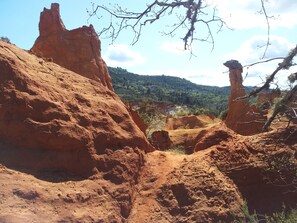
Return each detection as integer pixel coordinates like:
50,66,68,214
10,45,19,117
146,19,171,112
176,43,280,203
223,60,266,135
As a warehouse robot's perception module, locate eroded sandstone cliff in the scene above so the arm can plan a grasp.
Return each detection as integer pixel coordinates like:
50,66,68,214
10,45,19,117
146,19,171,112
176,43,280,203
0,38,155,221
0,3,296,222
31,3,113,91
0,40,154,175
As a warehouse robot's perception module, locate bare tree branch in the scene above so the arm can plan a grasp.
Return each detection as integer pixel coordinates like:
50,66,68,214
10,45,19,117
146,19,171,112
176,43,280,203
263,85,297,131
243,57,286,69
238,45,297,100
258,0,271,58
87,0,228,50
88,0,296,132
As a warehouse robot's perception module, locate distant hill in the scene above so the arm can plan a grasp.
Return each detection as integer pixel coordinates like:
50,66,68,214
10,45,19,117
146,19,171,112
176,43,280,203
108,67,230,116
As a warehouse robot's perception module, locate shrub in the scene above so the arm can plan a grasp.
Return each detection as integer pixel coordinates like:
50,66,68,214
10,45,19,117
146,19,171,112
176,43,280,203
0,36,11,43
233,202,297,223
263,152,297,193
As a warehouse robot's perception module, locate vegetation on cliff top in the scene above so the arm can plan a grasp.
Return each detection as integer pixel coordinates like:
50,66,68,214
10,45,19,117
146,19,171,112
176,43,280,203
108,66,230,116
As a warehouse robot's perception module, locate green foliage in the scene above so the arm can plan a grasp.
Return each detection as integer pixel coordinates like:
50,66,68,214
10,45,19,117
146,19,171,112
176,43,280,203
267,208,297,223
264,152,297,191
173,106,192,117
108,66,229,116
0,36,10,43
266,154,296,174
219,109,228,120
233,154,297,223
192,107,211,115
238,201,260,223
234,202,297,223
135,101,166,138
172,106,212,117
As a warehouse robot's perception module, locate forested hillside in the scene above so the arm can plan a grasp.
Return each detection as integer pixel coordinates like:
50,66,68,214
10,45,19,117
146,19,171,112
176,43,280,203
108,67,230,116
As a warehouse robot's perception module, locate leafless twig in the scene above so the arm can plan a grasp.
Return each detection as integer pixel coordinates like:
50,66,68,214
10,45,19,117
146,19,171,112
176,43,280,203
263,85,297,131
258,0,271,58
243,57,286,69
238,45,297,100
87,0,228,50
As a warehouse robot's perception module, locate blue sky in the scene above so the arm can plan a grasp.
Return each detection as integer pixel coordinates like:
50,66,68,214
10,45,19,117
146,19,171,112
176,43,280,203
1,0,296,87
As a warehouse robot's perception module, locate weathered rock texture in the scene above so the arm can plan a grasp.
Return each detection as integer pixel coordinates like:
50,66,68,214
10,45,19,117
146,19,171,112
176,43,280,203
1,5,296,220
127,104,147,135
127,150,244,223
0,165,125,222
0,40,153,177
151,115,218,153
31,3,113,91
154,153,244,222
150,130,172,150
204,125,297,216
224,60,266,135
194,125,233,152
130,124,297,222
1,121,296,222
165,115,208,130
0,39,155,220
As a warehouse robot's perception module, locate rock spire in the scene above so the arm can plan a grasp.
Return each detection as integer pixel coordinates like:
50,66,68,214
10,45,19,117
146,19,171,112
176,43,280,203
31,3,113,91
223,60,266,135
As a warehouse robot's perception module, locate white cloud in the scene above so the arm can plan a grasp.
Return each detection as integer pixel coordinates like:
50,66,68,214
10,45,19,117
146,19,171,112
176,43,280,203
159,41,187,55
185,69,230,87
207,0,297,29
223,35,295,63
135,68,230,87
103,44,146,67
221,35,295,88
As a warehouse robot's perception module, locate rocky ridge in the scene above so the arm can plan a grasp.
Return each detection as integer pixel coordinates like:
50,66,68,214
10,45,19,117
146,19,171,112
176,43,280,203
0,40,153,176
31,3,113,91
0,38,153,221
0,3,296,223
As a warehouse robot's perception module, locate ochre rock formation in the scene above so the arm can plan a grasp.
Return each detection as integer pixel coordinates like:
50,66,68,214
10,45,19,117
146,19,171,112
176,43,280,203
31,3,113,91
151,128,208,153
0,40,153,177
168,128,207,152
151,115,218,152
1,4,296,222
1,119,296,222
0,146,145,222
150,130,172,150
224,60,267,135
194,125,233,152
165,115,208,130
0,4,155,220
153,152,244,222
0,39,154,220
203,124,297,216
126,104,147,135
